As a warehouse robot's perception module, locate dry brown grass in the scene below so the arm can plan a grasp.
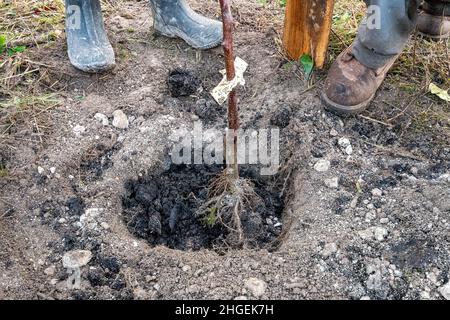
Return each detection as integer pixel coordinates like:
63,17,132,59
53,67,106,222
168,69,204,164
0,0,64,43
0,0,126,147
0,1,65,147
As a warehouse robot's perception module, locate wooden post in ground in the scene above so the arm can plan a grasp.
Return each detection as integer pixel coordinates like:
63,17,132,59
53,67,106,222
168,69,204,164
282,0,335,69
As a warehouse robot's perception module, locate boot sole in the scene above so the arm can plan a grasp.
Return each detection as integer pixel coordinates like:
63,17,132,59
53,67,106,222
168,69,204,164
71,58,115,73
321,91,375,116
153,25,222,50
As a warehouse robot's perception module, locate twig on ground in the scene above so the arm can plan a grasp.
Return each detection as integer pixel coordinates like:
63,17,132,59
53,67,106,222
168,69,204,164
359,114,394,129
387,93,423,123
8,30,63,48
359,139,427,162
0,209,12,220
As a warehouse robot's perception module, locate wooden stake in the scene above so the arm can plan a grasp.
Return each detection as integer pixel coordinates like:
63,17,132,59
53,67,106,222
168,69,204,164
282,0,335,69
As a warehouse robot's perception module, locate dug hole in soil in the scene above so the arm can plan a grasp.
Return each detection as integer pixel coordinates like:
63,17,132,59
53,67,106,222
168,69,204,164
122,164,286,252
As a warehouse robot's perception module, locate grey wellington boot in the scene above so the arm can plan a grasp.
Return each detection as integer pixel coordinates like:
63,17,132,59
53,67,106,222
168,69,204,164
65,0,115,73
149,0,223,49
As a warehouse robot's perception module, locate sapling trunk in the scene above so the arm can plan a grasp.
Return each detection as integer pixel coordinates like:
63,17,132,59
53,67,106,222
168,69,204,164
218,0,239,179
196,0,260,248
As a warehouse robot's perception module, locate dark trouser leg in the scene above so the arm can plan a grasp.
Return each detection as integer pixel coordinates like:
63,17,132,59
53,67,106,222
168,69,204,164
418,0,450,38
422,0,450,16
352,0,420,69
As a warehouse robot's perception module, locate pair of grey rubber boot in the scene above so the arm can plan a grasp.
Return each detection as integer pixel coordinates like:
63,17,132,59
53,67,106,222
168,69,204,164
65,0,223,73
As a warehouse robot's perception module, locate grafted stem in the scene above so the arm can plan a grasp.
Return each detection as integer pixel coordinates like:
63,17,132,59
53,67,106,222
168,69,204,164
218,0,239,179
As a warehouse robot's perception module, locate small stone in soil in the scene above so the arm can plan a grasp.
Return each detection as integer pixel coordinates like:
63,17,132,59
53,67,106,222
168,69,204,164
439,173,450,183
244,277,267,298
373,227,388,241
94,113,109,126
100,222,110,230
439,282,450,300
58,218,66,224
62,250,92,269
314,159,331,172
112,110,129,129
273,222,282,228
73,125,86,137
330,129,338,137
321,243,338,258
182,265,191,272
358,228,374,240
338,137,353,155
44,265,56,276
371,188,383,197
324,177,339,189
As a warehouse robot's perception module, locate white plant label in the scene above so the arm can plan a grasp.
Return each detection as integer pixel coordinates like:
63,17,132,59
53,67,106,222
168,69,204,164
211,56,248,105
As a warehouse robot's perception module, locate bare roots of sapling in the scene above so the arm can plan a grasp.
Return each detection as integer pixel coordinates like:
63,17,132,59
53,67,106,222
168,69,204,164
196,170,261,248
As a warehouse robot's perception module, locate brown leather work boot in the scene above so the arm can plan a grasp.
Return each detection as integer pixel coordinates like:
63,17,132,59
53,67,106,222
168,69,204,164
417,12,450,39
321,46,400,115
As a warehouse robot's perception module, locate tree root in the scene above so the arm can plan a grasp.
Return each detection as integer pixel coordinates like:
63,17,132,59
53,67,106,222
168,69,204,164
196,170,258,248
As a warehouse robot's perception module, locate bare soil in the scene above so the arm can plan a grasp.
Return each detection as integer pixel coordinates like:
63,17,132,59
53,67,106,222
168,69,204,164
0,0,449,300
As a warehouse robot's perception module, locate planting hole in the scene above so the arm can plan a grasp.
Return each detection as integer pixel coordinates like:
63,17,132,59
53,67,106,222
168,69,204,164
121,164,289,252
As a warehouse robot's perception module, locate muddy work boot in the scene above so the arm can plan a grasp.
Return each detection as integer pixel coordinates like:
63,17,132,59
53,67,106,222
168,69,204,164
65,0,115,73
322,0,419,115
322,46,400,115
417,0,450,39
149,0,223,49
